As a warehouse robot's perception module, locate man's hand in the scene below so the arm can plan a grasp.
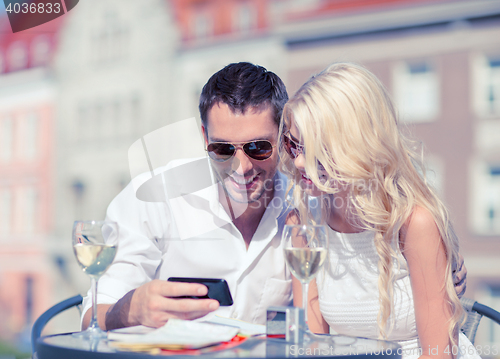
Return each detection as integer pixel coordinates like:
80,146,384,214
83,280,220,330
452,253,467,298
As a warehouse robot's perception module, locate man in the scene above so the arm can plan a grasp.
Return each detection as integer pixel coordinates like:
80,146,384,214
82,62,466,330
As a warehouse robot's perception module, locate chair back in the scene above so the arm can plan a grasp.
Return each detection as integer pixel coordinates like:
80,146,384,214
460,297,500,345
31,294,83,354
461,297,483,344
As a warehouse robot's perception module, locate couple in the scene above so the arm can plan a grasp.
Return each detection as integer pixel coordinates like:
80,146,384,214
82,62,471,358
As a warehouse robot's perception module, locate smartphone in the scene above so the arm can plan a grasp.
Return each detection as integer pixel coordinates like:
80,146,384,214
167,277,233,306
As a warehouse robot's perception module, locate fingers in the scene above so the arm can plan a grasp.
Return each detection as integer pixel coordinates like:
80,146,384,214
152,299,219,327
454,274,466,298
156,281,208,298
144,298,219,326
455,281,466,299
130,280,219,328
453,263,464,283
162,298,219,320
452,252,465,273
452,257,467,299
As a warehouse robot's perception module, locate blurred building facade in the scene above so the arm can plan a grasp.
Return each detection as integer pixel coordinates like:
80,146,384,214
0,15,61,345
50,0,179,317
171,0,288,126
277,0,500,347
0,0,499,351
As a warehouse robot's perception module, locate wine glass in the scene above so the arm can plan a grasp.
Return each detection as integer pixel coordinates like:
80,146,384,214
72,220,119,340
283,224,328,339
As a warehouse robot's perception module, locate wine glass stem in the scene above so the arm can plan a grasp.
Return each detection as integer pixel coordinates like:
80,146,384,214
89,277,100,330
302,281,309,328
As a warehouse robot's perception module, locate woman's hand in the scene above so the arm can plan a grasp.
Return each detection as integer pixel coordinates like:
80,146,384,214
452,253,467,298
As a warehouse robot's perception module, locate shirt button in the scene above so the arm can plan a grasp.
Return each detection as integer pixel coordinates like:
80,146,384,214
232,312,238,318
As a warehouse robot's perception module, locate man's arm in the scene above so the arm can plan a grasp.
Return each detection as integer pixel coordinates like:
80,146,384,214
82,280,219,330
81,171,221,330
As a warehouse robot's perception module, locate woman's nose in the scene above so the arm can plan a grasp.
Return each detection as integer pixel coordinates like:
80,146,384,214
293,152,306,172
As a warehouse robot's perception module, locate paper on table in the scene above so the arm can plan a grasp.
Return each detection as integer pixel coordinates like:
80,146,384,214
202,315,266,336
108,325,155,335
108,318,239,350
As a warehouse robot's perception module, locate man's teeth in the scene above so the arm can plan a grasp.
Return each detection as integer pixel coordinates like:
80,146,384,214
232,176,255,185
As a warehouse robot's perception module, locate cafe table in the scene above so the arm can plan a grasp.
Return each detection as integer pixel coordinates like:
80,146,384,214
35,333,402,359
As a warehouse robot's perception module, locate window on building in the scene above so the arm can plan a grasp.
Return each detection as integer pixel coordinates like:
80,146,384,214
393,60,439,123
24,112,38,160
0,188,12,235
129,95,141,138
192,8,213,40
1,116,13,162
423,156,444,195
92,12,129,65
77,94,142,145
24,187,38,233
8,41,28,71
94,102,104,145
118,96,136,141
473,54,500,118
31,35,51,67
71,179,85,220
77,104,91,144
98,102,111,145
112,99,122,140
470,161,500,235
25,276,34,325
233,2,257,34
486,166,500,232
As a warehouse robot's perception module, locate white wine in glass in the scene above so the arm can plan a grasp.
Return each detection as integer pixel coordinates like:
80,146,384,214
285,247,327,282
72,220,118,340
283,224,328,337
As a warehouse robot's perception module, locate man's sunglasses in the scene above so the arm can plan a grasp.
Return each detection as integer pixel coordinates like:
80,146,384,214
206,140,275,162
283,132,305,159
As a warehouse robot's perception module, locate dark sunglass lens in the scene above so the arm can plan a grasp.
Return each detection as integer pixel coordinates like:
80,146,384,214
207,143,235,161
244,141,273,160
283,135,296,158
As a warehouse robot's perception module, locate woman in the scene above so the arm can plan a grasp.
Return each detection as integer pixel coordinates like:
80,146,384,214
280,62,479,359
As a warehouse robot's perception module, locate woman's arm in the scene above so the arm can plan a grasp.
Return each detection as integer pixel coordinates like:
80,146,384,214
402,206,455,359
309,279,330,333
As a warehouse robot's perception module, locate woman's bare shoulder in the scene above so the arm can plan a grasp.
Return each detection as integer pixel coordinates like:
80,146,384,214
401,205,441,251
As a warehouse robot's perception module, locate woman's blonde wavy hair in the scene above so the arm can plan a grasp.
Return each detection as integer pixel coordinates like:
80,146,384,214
279,62,463,343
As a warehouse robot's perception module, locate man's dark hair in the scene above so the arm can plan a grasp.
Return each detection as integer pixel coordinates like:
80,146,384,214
199,62,288,128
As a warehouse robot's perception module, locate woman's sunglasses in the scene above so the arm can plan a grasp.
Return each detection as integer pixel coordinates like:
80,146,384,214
206,140,275,162
283,132,326,170
283,132,305,159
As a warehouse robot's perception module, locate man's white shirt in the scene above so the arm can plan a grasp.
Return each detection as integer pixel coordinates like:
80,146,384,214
81,161,293,325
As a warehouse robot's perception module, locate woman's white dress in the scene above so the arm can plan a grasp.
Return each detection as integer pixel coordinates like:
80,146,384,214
316,227,480,359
